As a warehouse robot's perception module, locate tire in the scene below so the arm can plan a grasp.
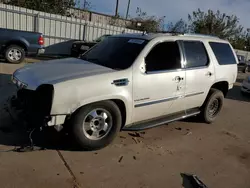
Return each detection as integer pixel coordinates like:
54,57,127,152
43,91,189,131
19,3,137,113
200,88,224,124
71,101,122,150
5,45,25,64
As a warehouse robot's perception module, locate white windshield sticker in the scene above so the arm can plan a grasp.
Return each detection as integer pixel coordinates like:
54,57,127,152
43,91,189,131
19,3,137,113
128,39,145,44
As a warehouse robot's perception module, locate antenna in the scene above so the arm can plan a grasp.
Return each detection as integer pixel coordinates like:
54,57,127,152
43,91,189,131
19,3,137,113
142,31,147,36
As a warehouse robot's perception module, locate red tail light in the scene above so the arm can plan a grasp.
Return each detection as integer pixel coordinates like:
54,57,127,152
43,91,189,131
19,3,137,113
38,35,44,45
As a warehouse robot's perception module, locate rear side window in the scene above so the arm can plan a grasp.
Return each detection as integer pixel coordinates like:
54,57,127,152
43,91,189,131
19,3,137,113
209,42,237,65
183,41,209,68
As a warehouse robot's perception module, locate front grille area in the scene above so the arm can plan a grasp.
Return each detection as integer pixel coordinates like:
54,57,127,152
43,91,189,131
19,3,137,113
16,84,54,125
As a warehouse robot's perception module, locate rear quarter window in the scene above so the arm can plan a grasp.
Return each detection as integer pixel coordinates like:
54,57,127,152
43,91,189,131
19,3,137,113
209,42,237,65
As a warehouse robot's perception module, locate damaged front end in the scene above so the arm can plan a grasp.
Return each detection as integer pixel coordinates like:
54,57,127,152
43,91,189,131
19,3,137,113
8,84,54,129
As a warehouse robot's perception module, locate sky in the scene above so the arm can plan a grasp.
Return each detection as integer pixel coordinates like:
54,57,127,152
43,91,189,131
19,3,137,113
84,0,250,29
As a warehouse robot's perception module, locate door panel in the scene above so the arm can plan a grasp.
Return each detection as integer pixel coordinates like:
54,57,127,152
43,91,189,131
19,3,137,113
133,70,185,123
181,40,215,110
184,66,215,109
132,40,186,123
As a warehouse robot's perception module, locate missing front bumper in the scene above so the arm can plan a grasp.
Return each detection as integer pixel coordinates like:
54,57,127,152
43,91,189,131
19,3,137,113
7,85,54,127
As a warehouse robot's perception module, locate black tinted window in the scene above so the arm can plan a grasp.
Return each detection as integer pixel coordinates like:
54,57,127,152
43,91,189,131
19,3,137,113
209,42,237,65
145,42,181,72
183,41,209,68
82,37,148,70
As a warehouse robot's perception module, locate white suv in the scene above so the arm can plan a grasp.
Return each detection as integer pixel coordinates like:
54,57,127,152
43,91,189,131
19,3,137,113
10,33,238,150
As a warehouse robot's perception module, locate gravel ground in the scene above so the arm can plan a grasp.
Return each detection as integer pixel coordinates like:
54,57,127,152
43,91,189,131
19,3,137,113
0,61,250,188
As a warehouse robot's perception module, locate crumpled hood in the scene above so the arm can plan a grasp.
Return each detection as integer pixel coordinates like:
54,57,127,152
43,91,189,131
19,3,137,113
13,58,114,90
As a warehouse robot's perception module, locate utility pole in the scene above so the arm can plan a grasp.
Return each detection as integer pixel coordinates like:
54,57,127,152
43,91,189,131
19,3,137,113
115,0,119,17
126,0,131,19
83,0,87,9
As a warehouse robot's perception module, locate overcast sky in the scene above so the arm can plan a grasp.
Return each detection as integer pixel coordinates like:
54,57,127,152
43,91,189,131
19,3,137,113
86,0,250,29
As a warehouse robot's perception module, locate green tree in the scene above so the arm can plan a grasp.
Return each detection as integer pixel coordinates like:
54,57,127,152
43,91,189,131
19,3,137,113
126,7,165,32
166,19,189,33
188,9,243,39
230,31,250,50
5,0,75,15
75,0,92,11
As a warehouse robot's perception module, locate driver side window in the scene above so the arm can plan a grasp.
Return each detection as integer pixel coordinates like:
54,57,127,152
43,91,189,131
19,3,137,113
145,41,181,72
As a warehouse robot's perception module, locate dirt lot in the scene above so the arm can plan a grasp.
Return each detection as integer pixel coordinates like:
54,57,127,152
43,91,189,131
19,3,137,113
0,60,250,188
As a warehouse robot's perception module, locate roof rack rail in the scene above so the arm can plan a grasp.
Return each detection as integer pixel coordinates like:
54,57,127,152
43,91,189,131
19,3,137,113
183,33,219,38
155,31,184,35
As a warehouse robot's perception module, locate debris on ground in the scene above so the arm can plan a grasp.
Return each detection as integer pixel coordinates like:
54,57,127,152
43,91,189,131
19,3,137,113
132,137,143,144
80,172,84,174
120,136,126,139
118,156,123,163
132,137,139,144
166,149,173,155
128,132,144,138
181,173,208,188
146,145,154,151
184,131,192,136
133,156,137,160
175,127,182,131
221,130,239,140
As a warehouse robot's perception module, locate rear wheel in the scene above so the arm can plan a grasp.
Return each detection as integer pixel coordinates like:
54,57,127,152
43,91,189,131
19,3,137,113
200,89,224,123
5,45,25,64
71,101,122,150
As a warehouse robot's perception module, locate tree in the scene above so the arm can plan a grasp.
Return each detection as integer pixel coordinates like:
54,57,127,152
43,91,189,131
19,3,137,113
82,0,92,10
188,9,243,39
229,31,250,50
75,0,92,11
5,0,75,15
126,7,165,32
166,19,189,33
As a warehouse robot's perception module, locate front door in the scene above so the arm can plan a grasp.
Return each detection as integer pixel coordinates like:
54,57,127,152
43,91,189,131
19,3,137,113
132,41,186,123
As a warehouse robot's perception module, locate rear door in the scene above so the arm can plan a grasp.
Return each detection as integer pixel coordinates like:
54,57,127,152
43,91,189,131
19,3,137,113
181,40,215,110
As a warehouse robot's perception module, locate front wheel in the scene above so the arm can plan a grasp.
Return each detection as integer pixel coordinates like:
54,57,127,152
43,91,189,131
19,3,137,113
200,89,224,124
71,101,122,150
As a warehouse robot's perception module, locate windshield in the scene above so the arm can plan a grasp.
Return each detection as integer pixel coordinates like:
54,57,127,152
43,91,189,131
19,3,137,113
81,37,148,70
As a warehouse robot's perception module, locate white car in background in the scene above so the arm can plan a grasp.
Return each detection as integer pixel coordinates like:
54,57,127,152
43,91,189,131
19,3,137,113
241,76,250,94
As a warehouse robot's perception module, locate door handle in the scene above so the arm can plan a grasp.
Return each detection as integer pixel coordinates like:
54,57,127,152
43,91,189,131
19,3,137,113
174,76,184,82
205,72,213,77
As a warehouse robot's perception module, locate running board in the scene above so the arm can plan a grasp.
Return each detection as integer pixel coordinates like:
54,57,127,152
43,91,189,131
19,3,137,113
122,108,200,131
